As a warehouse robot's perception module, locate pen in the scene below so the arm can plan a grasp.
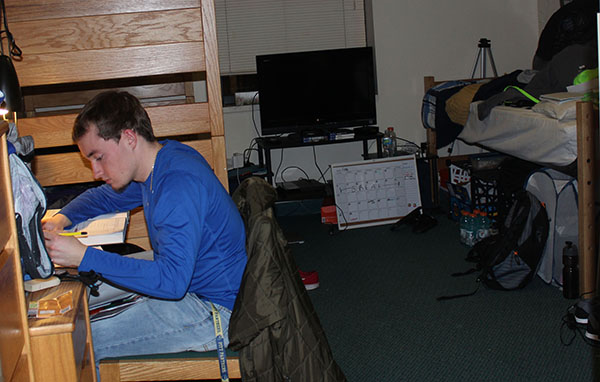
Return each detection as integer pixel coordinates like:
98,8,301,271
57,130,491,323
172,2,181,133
59,231,88,237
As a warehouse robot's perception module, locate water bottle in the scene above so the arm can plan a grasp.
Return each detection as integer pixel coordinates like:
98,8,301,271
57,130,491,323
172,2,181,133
459,210,469,244
477,211,490,241
562,241,579,299
465,213,476,247
382,127,397,157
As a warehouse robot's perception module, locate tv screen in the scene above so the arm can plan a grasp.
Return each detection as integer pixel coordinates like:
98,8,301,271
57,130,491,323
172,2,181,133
256,47,376,137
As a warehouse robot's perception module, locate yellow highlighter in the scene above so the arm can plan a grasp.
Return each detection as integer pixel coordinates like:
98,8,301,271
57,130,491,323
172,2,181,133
59,231,88,237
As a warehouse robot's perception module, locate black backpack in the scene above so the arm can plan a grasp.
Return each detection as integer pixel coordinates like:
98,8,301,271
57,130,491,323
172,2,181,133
439,190,549,299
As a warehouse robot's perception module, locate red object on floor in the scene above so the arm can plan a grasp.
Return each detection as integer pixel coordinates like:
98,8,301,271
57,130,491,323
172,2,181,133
299,270,320,290
321,197,338,225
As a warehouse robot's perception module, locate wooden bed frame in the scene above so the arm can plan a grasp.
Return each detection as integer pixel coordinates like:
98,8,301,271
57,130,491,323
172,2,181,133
1,1,241,381
13,0,228,251
424,75,599,298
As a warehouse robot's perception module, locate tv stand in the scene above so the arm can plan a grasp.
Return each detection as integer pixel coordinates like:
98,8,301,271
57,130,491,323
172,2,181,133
256,128,383,185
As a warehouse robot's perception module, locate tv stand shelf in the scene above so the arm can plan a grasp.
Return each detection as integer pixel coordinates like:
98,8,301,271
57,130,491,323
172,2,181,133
256,131,383,185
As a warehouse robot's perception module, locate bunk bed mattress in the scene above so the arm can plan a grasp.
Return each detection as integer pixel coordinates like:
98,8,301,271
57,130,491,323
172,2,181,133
458,101,577,167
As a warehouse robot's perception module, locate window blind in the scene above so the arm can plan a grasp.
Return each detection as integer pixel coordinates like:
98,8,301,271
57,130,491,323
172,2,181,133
215,0,367,75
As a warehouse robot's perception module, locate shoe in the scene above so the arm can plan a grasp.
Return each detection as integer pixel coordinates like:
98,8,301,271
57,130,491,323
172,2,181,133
299,270,319,290
585,297,600,341
575,304,589,325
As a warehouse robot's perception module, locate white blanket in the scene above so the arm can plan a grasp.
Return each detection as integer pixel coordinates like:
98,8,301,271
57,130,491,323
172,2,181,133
458,102,577,167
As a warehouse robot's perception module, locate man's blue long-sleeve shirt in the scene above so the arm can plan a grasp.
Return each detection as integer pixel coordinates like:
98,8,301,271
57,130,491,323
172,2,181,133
60,140,247,310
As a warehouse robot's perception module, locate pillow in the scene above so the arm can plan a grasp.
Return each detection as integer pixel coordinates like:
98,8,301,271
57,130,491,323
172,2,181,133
531,100,577,121
446,83,483,125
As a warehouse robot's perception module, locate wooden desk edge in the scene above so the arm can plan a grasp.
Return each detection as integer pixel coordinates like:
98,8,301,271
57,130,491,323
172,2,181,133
27,281,86,337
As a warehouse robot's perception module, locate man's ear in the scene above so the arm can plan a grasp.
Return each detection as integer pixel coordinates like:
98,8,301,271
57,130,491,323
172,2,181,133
121,129,137,148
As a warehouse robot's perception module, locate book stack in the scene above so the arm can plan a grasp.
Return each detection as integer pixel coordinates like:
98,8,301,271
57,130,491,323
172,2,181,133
539,92,585,104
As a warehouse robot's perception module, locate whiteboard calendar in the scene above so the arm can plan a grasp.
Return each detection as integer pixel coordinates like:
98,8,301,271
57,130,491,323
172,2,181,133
331,155,421,229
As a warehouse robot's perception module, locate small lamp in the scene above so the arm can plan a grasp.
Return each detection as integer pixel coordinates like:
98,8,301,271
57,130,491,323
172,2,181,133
0,53,22,116
0,0,23,117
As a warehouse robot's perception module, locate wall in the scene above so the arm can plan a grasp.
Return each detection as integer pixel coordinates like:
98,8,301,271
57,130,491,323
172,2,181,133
223,1,541,185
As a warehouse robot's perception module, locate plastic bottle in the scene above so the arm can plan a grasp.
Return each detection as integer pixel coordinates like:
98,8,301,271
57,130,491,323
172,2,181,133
382,127,397,157
471,210,481,245
465,213,476,247
562,241,579,299
477,211,490,242
459,210,469,244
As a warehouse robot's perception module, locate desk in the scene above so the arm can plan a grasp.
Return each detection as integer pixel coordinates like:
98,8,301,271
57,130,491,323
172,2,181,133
256,131,383,185
27,281,96,382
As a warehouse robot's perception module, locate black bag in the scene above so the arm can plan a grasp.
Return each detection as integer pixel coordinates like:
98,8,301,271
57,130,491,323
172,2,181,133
438,190,549,299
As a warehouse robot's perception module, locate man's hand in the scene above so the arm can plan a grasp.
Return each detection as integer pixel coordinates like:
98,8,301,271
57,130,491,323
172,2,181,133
42,213,72,232
43,230,87,267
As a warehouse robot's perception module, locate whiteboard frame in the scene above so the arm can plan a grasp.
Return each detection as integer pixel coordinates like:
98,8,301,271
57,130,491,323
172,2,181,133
330,154,422,230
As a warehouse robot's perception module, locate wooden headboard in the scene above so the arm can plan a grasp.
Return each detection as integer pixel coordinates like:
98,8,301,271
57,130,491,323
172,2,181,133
8,0,227,250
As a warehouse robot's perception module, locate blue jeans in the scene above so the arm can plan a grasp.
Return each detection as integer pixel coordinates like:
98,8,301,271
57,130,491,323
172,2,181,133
91,292,231,381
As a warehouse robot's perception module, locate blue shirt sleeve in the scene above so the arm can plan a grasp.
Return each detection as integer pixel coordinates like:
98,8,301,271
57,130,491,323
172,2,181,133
60,183,143,226
78,173,208,300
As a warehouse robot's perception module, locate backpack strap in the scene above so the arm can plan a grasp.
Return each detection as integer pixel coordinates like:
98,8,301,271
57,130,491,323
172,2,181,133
436,281,481,301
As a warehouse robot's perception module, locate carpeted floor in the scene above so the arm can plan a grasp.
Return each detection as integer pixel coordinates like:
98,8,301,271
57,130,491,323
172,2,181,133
277,211,599,381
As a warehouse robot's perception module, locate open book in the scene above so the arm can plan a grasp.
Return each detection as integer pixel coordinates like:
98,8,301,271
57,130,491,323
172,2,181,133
44,209,129,246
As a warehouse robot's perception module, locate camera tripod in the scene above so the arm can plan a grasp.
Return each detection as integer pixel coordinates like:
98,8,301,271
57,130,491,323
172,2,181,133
471,38,497,78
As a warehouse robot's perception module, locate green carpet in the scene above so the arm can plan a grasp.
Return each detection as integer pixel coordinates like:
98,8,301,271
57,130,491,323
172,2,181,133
278,212,598,381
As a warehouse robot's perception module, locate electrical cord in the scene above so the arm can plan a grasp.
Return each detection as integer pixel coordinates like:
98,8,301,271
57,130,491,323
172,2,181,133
311,146,327,182
280,166,310,183
250,91,260,137
0,0,21,59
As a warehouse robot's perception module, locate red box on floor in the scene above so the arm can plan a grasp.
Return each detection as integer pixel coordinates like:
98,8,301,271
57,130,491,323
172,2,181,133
321,198,337,225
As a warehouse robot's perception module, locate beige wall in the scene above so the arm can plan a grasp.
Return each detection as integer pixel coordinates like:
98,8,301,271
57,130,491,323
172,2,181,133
224,1,542,184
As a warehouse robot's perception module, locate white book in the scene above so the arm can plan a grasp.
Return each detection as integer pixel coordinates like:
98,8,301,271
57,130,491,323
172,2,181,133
539,92,585,103
45,209,129,246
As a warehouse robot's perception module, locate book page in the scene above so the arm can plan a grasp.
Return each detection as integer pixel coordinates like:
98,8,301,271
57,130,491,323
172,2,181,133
73,213,128,235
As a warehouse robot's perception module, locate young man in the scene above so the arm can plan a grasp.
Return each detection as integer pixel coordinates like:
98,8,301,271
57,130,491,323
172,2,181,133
43,91,247,373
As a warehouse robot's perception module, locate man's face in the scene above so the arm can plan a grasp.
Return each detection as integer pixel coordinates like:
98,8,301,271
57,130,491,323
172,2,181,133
77,125,135,191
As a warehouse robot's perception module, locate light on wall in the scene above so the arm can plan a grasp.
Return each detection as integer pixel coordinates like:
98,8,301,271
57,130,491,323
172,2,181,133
0,0,22,117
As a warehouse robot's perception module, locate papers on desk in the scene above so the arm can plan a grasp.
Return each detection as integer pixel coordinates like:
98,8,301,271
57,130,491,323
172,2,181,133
45,209,129,246
87,251,153,322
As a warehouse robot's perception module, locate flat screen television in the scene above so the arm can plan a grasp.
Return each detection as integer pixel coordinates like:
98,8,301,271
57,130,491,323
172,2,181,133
256,47,376,137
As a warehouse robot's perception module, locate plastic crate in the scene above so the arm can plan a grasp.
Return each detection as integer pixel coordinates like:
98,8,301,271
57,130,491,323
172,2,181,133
471,171,499,220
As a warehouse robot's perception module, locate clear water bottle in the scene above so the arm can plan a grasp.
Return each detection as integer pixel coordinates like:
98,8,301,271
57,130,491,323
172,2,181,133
477,211,490,241
465,213,476,247
562,241,579,299
459,210,469,244
382,127,397,157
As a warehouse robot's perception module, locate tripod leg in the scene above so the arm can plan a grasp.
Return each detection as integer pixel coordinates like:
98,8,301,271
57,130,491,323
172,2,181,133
471,49,482,79
485,48,498,77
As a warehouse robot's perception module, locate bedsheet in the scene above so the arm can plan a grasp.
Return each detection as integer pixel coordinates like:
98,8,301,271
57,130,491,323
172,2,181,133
458,101,578,167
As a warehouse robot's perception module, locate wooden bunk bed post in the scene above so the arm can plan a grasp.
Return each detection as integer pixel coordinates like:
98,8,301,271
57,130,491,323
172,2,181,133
0,121,35,382
424,76,439,207
577,101,598,297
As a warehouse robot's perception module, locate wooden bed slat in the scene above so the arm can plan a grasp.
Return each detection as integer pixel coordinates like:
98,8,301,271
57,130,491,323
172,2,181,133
19,103,211,149
33,139,214,187
12,9,202,56
16,42,205,87
25,82,187,111
6,0,201,22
